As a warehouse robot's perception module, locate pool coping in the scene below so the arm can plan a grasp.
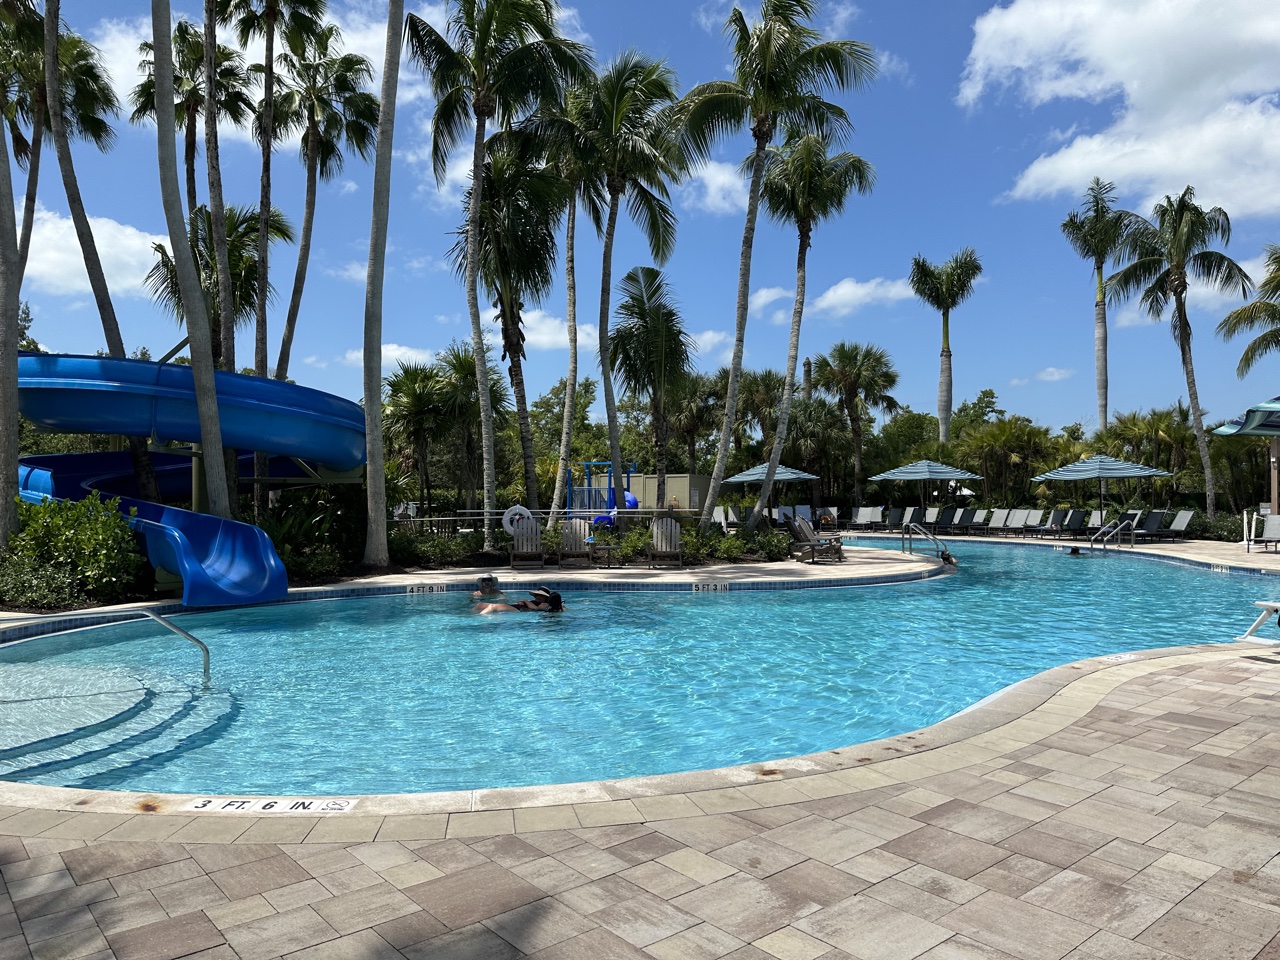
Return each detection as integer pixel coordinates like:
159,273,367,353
0,537,1277,821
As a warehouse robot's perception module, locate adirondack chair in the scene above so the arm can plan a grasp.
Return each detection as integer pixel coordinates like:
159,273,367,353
790,516,844,563
557,518,593,567
648,517,684,567
509,519,545,569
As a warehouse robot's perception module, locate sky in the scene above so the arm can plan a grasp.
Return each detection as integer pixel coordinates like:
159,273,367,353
25,0,1280,437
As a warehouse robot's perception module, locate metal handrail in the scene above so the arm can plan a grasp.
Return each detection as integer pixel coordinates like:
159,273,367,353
1090,518,1135,551
142,610,210,688
902,522,948,558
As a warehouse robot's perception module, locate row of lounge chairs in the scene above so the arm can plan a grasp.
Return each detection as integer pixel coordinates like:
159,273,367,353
511,516,685,569
849,506,1194,542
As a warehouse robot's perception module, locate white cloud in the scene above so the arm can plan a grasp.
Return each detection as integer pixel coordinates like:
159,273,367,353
23,204,166,299
303,355,327,369
1036,367,1075,382
750,286,792,316
328,261,368,282
769,308,790,327
522,309,570,350
824,3,861,39
811,276,913,317
681,161,748,216
878,51,912,85
958,0,1280,217
1010,377,1029,387
336,179,359,196
695,0,733,32
341,343,435,368
691,328,733,365
406,253,450,275
557,6,592,44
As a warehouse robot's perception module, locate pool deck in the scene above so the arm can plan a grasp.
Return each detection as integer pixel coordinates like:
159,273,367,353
5,539,1280,958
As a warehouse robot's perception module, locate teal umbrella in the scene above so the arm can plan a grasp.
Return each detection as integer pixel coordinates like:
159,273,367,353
868,460,981,507
1032,454,1170,507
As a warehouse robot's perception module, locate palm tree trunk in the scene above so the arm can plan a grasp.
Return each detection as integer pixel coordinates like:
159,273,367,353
702,141,767,532
151,0,229,519
938,308,953,443
546,201,578,529
15,101,42,285
502,294,540,511
746,223,808,534
0,95,20,547
654,407,668,509
204,0,239,516
466,116,497,549
275,126,319,382
1175,297,1216,521
252,1,277,522
361,0,403,567
598,189,626,524
1093,261,1108,432
185,109,198,219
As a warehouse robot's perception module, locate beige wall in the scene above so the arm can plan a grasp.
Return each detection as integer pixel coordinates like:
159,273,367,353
590,473,710,510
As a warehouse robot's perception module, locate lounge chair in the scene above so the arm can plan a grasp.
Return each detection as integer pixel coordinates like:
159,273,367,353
794,505,813,525
791,516,844,563
851,506,882,530
923,507,939,527
814,507,838,531
945,508,975,535
1132,510,1167,541
929,507,957,535
1251,514,1280,552
1084,510,1106,536
880,506,904,531
982,508,1009,535
901,506,922,528
1152,509,1194,541
557,518,594,567
510,519,546,569
648,517,684,567
1025,509,1063,537
1057,509,1087,538
996,509,1026,535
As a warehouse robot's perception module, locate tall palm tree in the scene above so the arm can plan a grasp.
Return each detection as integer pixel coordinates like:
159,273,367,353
537,84,605,528
686,0,876,532
1108,185,1252,521
44,0,159,501
271,20,378,381
406,0,590,549
1061,177,1130,433
609,266,695,509
1217,244,1280,377
738,368,787,456
360,0,403,566
383,362,444,514
202,0,237,383
434,341,512,510
908,247,982,443
144,204,295,337
131,18,255,219
748,129,874,527
669,371,720,474
220,0,323,385
575,52,684,522
813,342,898,507
149,0,230,520
451,131,568,510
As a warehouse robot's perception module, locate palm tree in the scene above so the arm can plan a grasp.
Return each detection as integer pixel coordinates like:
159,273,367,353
360,0,404,567
908,247,983,443
1217,244,1280,377
44,0,160,501
686,0,876,533
130,18,255,219
383,362,444,515
609,266,695,508
144,204,295,340
220,0,323,385
1108,185,1253,521
451,131,568,510
669,371,719,473
738,369,787,456
537,85,605,528
434,341,512,510
748,129,874,527
149,0,230,520
406,0,591,549
271,20,378,381
202,0,237,383
1061,177,1130,433
813,342,898,506
575,52,684,523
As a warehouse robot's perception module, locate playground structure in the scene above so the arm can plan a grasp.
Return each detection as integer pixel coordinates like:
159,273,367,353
566,461,639,517
15,353,366,607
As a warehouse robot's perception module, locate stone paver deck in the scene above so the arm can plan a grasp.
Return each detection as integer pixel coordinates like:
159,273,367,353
5,537,1280,958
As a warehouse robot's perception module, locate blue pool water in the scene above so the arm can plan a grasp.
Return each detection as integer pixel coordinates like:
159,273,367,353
0,541,1270,795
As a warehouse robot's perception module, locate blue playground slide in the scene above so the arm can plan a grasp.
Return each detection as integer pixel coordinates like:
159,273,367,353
16,354,366,607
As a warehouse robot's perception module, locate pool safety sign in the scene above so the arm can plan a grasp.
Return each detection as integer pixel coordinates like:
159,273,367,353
183,797,360,813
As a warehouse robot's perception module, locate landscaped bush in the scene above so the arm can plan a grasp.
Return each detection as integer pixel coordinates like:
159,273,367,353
0,495,144,607
261,486,367,579
1186,510,1244,543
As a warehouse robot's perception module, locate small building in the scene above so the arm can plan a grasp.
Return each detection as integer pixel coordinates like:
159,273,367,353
628,473,711,512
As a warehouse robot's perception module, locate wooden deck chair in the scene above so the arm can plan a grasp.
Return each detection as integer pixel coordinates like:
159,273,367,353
648,517,684,567
509,520,545,569
557,518,593,567
791,516,844,563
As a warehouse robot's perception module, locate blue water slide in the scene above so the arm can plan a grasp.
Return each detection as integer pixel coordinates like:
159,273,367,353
16,355,367,607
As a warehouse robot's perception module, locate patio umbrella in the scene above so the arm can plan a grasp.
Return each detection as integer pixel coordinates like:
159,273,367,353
723,463,819,522
868,460,981,506
1032,454,1171,507
1215,396,1280,512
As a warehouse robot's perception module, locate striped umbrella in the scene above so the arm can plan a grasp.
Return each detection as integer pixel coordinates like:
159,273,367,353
868,459,981,481
1032,454,1171,506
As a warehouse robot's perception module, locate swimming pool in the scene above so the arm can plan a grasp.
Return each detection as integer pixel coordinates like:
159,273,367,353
0,542,1268,795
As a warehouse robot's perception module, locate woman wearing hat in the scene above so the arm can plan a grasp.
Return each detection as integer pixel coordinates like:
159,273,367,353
472,587,566,614
470,574,507,603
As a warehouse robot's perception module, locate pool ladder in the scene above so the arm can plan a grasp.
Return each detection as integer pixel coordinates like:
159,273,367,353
901,522,949,559
142,610,211,688
1089,518,1135,551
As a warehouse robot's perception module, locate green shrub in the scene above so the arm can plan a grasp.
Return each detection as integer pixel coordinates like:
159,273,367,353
1187,510,1243,543
0,555,82,609
1,496,144,606
714,535,746,562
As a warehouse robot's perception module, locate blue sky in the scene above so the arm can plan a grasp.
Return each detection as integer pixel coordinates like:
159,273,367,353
28,0,1280,435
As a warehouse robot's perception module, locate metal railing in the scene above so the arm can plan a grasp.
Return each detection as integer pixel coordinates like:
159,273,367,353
902,522,948,558
142,610,210,688
1089,518,1135,551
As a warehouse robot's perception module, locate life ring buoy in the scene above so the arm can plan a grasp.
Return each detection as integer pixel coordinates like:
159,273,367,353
502,505,532,536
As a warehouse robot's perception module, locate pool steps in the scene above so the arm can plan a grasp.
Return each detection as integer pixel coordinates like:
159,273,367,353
0,681,234,787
